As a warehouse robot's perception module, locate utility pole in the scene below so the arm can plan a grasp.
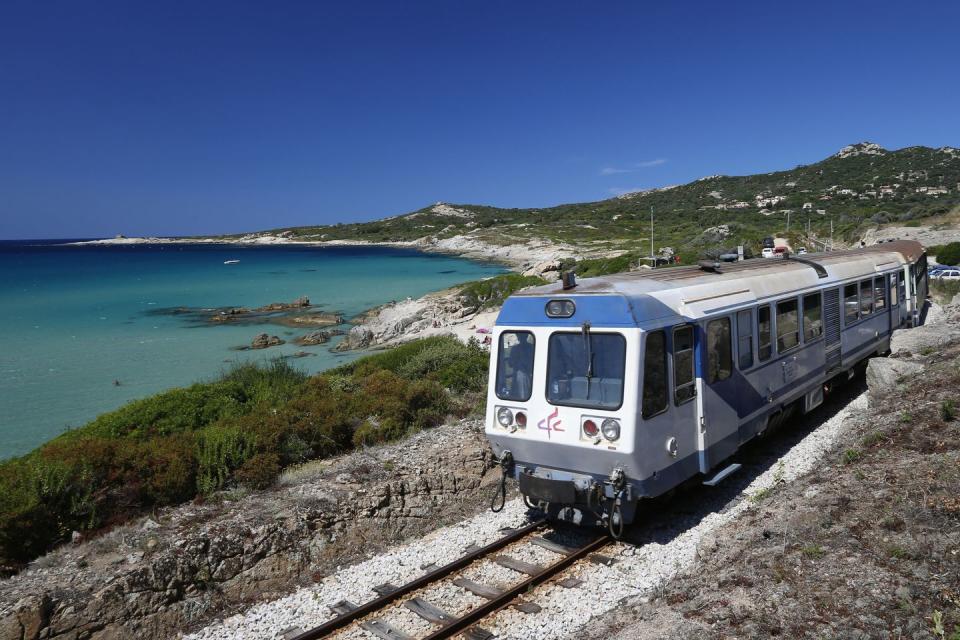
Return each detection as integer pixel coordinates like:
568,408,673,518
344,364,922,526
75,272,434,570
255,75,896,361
650,206,654,267
786,210,791,233
830,217,834,251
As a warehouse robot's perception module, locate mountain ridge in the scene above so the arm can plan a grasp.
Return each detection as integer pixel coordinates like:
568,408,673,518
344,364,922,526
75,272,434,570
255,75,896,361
242,142,959,264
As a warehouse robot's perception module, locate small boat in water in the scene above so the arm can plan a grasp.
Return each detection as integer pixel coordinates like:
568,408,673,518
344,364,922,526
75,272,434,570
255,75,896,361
224,259,240,265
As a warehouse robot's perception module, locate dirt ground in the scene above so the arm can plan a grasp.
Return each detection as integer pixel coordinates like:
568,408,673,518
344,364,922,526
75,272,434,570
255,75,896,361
589,344,960,640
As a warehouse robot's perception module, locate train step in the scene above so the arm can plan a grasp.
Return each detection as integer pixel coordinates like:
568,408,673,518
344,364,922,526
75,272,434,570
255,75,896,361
703,463,742,487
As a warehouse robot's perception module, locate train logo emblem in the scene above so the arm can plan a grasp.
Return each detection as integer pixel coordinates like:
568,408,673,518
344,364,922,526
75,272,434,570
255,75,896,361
537,408,563,439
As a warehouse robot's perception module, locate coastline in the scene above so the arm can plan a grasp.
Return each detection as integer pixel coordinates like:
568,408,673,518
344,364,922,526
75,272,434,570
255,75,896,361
64,231,580,272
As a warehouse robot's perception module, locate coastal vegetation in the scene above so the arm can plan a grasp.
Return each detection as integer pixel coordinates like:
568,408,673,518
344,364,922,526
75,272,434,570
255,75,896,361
457,273,547,310
0,336,489,572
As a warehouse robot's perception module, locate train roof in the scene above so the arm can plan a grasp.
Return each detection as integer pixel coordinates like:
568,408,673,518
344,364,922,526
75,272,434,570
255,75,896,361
500,240,925,325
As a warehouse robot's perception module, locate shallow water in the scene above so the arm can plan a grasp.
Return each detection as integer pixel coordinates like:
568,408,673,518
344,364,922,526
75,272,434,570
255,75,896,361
0,240,504,458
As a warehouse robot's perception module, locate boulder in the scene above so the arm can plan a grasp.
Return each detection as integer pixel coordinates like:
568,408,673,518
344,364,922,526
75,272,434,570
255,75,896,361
522,260,562,281
865,358,923,401
250,333,284,349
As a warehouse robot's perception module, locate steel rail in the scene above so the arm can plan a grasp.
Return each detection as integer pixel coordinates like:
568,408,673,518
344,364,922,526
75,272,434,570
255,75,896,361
422,532,612,640
290,518,547,640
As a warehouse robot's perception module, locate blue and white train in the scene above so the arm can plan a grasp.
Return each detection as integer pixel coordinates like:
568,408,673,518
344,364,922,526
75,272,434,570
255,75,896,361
484,240,928,536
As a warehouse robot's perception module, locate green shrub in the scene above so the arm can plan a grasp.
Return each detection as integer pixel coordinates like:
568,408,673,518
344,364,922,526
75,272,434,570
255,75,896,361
457,274,546,310
933,242,960,267
196,424,257,495
939,400,956,422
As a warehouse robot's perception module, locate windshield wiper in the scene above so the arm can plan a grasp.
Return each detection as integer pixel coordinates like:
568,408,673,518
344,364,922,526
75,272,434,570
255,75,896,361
581,321,594,391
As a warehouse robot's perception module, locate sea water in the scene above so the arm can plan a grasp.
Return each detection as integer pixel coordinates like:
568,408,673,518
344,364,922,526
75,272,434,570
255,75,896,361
0,241,504,458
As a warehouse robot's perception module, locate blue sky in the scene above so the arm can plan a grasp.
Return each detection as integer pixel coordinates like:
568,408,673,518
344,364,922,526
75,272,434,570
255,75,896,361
1,0,959,239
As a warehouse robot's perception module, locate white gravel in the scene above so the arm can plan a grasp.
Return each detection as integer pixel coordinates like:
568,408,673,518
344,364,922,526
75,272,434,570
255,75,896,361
184,391,867,640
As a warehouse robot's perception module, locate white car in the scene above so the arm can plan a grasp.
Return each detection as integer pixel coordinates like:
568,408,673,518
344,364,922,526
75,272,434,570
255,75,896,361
797,247,808,255
762,247,775,258
933,269,960,281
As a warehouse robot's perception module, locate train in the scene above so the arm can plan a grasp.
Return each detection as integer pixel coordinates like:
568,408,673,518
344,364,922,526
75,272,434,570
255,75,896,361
484,240,928,537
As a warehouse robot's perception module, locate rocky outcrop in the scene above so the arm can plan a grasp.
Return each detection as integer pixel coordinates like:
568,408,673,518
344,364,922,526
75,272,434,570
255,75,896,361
521,259,562,281
250,333,284,349
0,423,499,640
294,331,329,346
256,296,310,312
334,326,374,351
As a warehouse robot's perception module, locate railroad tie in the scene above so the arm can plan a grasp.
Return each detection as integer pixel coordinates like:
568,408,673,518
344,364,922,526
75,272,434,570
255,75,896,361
327,600,358,615
588,554,616,567
372,582,401,596
513,601,543,614
462,628,495,640
403,597,457,626
493,555,544,576
452,577,504,600
280,627,304,640
361,619,413,640
530,536,579,555
557,577,584,589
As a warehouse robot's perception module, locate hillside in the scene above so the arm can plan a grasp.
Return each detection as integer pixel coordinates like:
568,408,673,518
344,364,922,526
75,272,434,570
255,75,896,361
247,142,960,265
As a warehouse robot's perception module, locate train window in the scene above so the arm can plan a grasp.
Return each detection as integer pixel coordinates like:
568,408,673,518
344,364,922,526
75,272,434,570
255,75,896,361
758,305,772,362
890,273,899,306
673,326,696,404
642,330,668,419
874,276,886,311
495,331,535,402
546,332,626,410
844,283,859,324
776,298,800,352
706,318,732,383
737,309,753,369
803,293,822,341
860,279,874,316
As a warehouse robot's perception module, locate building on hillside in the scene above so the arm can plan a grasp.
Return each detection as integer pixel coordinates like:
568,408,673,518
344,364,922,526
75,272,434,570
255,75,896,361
803,202,813,209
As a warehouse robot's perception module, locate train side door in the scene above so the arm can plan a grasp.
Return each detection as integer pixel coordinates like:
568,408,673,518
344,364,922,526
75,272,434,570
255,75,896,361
889,272,902,332
697,316,740,472
638,327,698,481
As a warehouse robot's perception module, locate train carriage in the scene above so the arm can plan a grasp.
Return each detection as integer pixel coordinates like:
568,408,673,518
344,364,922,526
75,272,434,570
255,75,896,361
485,240,928,536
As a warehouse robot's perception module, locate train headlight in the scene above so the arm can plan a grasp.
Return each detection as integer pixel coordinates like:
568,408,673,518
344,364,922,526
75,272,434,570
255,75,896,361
545,299,576,318
601,418,621,441
496,406,513,427
515,411,527,428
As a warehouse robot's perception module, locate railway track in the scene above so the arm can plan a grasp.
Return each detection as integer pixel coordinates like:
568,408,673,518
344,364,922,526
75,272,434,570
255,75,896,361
290,519,611,640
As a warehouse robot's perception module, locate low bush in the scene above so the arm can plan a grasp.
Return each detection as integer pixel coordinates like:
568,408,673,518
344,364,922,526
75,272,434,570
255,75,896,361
457,274,546,310
932,241,960,267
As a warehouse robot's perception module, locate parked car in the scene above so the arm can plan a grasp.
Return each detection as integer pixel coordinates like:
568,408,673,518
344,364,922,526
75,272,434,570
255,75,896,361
762,247,775,258
932,269,960,281
762,236,775,249
797,247,808,255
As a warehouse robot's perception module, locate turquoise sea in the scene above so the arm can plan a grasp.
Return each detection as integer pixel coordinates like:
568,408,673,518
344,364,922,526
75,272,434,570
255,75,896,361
0,240,504,458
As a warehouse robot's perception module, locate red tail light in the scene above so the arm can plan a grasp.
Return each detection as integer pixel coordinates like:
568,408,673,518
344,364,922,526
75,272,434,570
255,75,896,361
583,419,599,437
515,412,527,427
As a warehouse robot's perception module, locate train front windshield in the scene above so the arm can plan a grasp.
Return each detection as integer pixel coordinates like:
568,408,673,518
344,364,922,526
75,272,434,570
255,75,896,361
546,332,626,409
